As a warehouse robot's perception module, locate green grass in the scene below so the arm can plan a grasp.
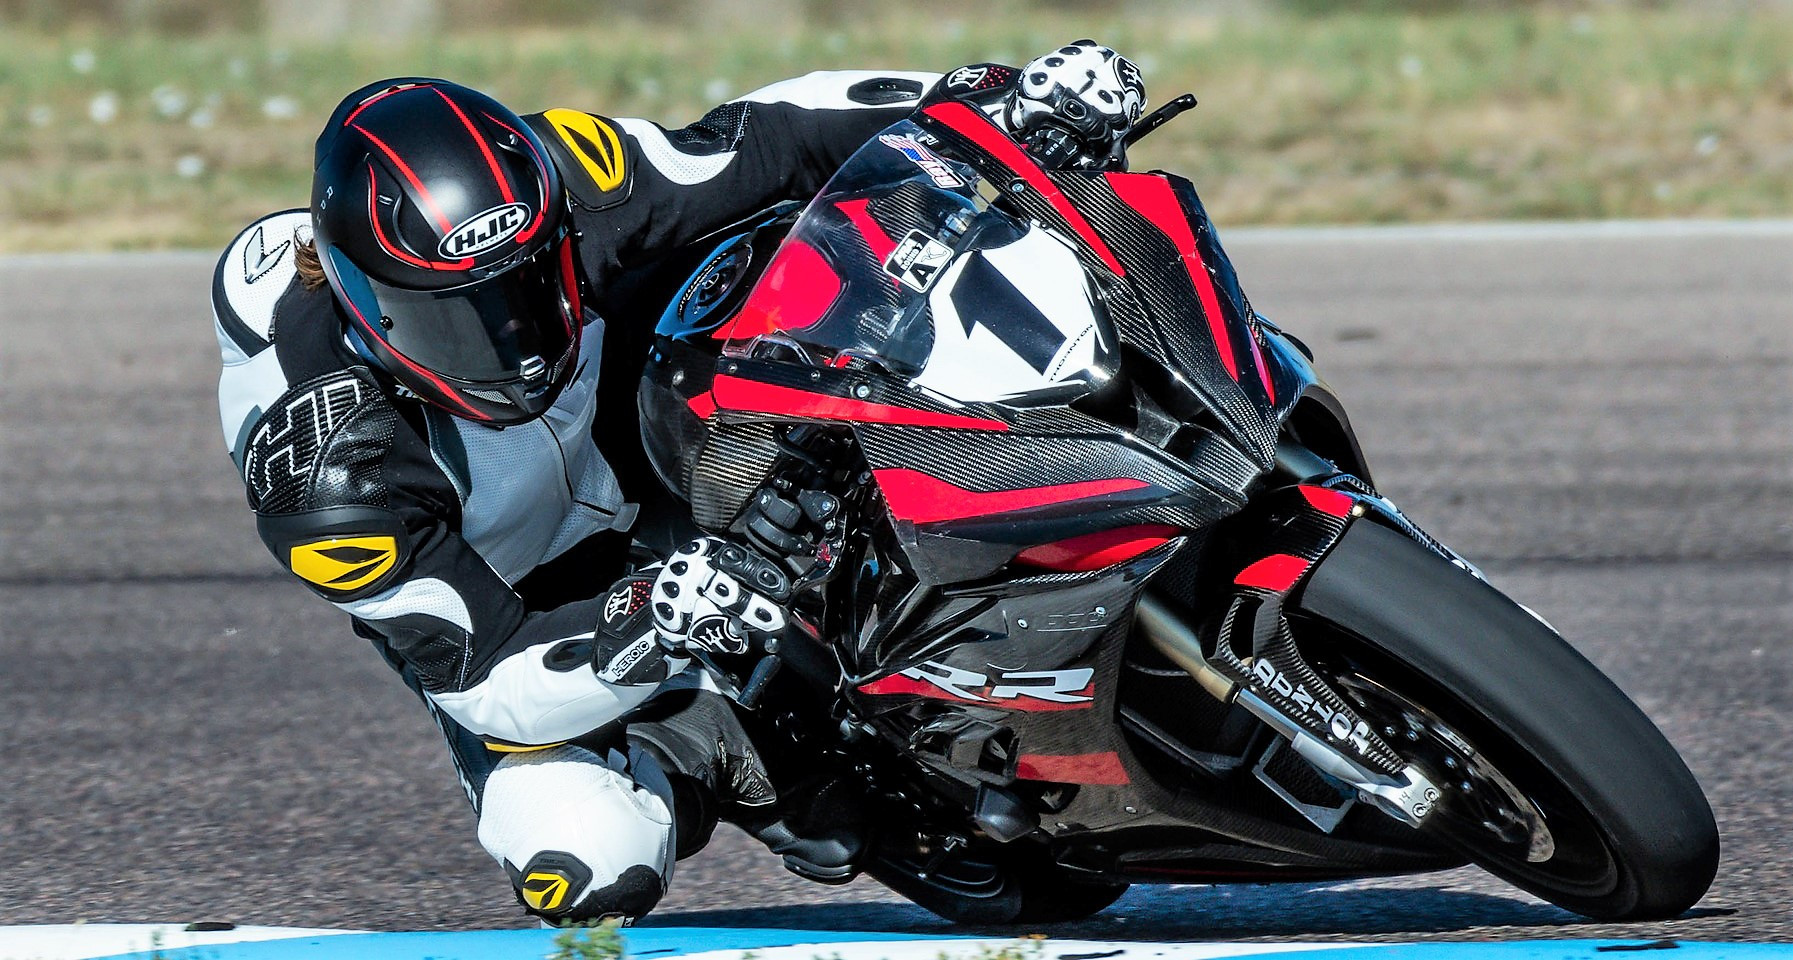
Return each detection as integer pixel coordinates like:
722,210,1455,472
2,7,1790,251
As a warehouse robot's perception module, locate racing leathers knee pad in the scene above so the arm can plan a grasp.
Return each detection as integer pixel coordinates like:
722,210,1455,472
476,742,676,924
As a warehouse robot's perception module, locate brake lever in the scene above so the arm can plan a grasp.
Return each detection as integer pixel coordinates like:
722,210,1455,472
1124,93,1198,148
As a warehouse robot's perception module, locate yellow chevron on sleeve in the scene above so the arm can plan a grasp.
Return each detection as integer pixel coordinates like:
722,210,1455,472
542,108,626,193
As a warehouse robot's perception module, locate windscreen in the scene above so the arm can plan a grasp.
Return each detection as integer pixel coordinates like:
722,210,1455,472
716,120,1117,407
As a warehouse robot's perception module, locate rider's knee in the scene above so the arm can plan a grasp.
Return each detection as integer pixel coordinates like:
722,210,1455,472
476,743,674,923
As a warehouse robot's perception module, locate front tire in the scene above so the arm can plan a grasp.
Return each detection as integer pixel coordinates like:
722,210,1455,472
1295,520,1718,920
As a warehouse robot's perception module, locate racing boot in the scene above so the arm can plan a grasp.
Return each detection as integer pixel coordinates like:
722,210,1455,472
626,688,866,882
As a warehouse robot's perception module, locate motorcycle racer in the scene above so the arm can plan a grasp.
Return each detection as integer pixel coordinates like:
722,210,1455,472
210,46,1142,926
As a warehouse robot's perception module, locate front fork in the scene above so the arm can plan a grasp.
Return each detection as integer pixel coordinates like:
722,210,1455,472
1137,481,1442,828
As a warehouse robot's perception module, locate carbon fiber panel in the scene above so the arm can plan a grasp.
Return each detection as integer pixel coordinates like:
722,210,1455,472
687,422,779,531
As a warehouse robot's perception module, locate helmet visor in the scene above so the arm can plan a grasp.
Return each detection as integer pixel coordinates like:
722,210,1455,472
359,232,581,384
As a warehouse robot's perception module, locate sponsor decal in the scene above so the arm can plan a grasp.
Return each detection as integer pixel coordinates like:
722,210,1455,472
438,202,531,259
241,224,292,284
945,65,990,91
520,871,570,912
878,133,964,189
542,108,627,193
288,536,399,593
1249,658,1376,757
243,373,366,503
603,582,645,625
860,661,1095,708
882,230,954,292
596,635,656,683
689,615,744,654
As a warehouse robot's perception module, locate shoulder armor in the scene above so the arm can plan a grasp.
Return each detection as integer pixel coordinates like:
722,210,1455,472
527,110,633,212
214,210,312,361
244,366,412,600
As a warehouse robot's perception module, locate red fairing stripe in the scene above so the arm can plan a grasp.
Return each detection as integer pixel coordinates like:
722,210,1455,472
1299,485,1356,518
1017,752,1130,785
687,390,717,420
923,101,1126,277
1234,553,1311,592
836,198,898,263
875,468,1147,524
1015,524,1179,572
710,375,1009,432
714,240,842,341
1104,172,1240,384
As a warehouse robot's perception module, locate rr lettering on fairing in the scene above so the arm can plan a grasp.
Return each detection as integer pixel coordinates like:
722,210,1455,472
1250,658,1376,757
859,661,1095,708
878,134,964,189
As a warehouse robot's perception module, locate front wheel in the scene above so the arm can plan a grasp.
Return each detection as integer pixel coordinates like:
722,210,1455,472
1293,520,1718,920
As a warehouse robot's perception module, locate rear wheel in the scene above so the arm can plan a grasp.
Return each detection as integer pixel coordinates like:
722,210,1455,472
1293,520,1718,920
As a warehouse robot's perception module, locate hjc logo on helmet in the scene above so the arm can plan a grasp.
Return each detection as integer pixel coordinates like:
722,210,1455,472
439,202,532,259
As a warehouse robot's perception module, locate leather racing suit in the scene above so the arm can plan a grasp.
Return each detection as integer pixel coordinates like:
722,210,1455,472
210,69,939,923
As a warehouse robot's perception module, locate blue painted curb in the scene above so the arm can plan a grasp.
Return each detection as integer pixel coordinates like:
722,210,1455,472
91,926,966,960
90,934,1793,960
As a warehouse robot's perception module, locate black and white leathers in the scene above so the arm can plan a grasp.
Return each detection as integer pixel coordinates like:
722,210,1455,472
212,71,939,752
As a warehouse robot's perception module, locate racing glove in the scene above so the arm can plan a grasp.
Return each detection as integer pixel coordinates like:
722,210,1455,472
650,538,792,656
1004,39,1147,170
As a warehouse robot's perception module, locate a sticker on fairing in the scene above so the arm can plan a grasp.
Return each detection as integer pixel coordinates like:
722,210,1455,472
911,223,1111,406
878,133,964,188
883,230,954,292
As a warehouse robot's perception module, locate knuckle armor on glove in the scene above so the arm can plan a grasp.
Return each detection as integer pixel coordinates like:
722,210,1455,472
1006,40,1146,170
591,573,688,685
652,538,789,655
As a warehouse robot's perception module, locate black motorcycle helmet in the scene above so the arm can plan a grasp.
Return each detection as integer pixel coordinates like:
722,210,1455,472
312,78,586,425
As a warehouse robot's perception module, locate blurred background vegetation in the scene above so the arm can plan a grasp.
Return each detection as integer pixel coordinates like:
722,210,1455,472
2,0,1789,251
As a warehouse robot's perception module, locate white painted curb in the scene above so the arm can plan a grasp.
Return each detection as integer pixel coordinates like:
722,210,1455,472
0,924,360,960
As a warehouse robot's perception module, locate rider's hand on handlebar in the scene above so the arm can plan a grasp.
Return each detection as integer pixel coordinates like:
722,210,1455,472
651,537,791,656
1003,40,1147,171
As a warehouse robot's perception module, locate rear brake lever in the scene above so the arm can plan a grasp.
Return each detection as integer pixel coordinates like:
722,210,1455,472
1124,93,1198,148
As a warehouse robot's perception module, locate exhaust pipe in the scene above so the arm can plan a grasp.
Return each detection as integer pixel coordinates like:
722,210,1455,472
1134,595,1236,703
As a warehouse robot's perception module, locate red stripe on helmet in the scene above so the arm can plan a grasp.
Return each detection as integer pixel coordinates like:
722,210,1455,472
435,87,517,206
352,123,455,234
334,277,489,421
342,83,414,126
365,169,472,271
922,100,1125,277
479,111,550,246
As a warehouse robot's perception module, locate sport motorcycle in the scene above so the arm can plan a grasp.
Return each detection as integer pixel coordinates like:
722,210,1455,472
617,92,1719,924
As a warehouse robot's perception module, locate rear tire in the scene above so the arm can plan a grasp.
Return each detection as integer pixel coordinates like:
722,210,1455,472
1295,520,1718,920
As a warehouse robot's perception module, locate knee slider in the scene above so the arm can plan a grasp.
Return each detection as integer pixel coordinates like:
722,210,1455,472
477,745,674,922
511,852,663,923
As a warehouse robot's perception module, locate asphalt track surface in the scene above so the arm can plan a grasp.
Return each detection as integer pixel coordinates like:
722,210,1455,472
1,222,1787,940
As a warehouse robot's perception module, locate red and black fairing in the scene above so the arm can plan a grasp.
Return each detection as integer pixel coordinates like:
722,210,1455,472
635,94,1438,877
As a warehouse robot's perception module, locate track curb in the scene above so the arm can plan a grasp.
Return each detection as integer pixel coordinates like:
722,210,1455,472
5,926,1791,960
